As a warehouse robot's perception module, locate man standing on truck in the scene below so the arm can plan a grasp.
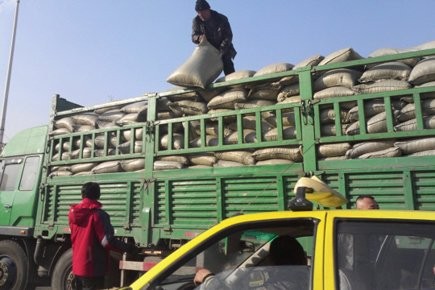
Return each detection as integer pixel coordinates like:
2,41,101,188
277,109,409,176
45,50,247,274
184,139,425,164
69,182,135,290
192,0,237,75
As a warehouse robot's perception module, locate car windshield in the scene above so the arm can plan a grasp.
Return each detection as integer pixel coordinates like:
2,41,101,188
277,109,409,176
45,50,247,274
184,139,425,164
336,220,435,290
147,219,315,290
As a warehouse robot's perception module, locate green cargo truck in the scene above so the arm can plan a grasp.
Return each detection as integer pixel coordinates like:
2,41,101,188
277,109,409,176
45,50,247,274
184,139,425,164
0,47,435,289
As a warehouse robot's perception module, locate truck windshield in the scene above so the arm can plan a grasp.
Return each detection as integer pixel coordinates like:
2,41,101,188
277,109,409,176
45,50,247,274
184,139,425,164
336,220,435,290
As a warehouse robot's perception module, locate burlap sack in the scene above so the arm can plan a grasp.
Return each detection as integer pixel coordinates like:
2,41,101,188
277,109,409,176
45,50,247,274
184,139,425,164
167,40,223,88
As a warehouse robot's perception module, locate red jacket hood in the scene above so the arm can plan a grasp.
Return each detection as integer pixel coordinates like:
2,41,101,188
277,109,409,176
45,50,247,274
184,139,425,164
69,198,102,227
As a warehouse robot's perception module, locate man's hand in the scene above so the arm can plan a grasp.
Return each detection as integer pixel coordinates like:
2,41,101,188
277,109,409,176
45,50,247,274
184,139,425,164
194,268,213,285
199,34,207,43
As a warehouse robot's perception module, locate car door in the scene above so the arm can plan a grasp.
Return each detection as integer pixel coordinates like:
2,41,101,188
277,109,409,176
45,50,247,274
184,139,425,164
0,158,22,226
128,211,328,290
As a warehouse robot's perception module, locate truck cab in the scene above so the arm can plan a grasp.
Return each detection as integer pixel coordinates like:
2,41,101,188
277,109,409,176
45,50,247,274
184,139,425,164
0,126,47,235
124,208,435,290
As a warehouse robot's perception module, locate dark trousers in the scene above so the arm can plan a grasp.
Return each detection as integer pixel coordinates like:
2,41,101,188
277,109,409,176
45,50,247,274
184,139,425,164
222,54,235,75
74,275,105,290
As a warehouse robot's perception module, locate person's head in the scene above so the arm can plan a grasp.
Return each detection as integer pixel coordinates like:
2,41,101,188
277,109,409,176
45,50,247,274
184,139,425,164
195,0,211,21
355,195,379,209
269,235,307,266
81,182,101,200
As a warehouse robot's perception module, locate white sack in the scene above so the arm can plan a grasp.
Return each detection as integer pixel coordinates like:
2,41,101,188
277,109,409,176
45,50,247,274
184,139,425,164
167,40,223,89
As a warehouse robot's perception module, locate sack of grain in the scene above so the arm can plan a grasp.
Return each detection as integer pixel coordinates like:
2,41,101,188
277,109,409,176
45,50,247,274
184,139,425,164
98,109,125,122
122,128,144,141
264,126,296,141
358,147,401,159
313,86,355,100
294,54,324,69
116,111,147,126
256,159,294,165
320,108,348,124
153,160,185,170
409,149,435,157
359,62,411,83
189,135,218,147
227,115,275,133
368,48,419,67
279,95,302,104
345,141,395,159
218,70,256,82
277,84,300,102
91,161,122,174
314,69,362,91
93,148,116,157
252,147,302,162
121,101,148,114
224,129,257,144
394,116,435,131
323,124,349,136
271,76,299,88
253,63,294,77
248,87,280,101
54,117,75,132
160,134,184,150
72,113,98,127
94,105,122,115
118,141,144,154
367,112,387,133
234,100,275,109
207,89,247,109
189,154,217,166
215,151,255,165
214,160,245,167
346,99,385,122
394,137,435,154
49,170,73,177
167,40,223,88
70,163,96,174
121,158,145,172
50,128,71,136
408,57,435,85
168,100,208,116
353,80,411,94
318,143,351,158
97,120,118,129
318,48,363,66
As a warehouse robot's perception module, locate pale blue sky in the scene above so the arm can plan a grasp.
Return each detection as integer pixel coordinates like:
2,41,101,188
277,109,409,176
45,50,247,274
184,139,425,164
0,0,434,142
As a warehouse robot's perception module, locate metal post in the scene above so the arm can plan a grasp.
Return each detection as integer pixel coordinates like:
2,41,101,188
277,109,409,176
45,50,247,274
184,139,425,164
0,0,20,148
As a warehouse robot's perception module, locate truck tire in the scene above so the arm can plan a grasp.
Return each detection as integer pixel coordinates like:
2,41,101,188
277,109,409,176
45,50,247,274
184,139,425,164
51,248,75,290
0,240,30,290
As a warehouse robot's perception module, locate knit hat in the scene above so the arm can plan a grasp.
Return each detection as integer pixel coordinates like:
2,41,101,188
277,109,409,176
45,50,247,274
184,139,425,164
195,0,210,11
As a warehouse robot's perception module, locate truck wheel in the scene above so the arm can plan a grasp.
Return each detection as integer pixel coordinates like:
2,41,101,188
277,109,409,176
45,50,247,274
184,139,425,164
0,240,30,290
51,248,75,290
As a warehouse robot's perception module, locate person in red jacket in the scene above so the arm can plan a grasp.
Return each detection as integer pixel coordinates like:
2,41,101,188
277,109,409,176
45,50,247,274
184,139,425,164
69,182,134,290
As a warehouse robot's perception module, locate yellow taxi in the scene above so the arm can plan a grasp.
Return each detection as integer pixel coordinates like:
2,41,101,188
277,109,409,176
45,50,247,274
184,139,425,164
120,180,435,290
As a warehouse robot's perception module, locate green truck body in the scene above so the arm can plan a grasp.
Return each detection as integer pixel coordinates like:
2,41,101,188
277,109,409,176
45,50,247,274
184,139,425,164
1,47,435,289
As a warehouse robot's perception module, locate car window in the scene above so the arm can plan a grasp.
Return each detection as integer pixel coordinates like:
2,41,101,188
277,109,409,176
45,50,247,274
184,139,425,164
336,220,435,290
0,163,21,191
19,156,40,191
148,219,315,290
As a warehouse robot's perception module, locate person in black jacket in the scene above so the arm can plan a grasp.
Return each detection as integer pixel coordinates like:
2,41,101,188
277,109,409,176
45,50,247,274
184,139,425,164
192,0,237,75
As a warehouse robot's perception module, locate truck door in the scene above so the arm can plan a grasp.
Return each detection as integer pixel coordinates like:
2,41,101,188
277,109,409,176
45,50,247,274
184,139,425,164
0,158,22,226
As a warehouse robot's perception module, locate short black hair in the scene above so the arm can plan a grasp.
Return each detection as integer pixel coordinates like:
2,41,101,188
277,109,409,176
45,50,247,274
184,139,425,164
356,195,379,209
269,235,306,266
356,195,376,202
81,182,101,200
